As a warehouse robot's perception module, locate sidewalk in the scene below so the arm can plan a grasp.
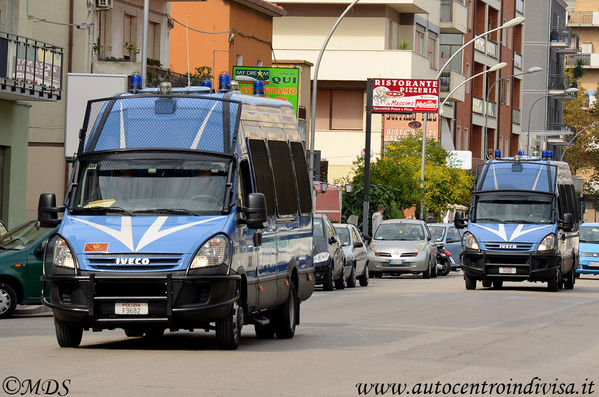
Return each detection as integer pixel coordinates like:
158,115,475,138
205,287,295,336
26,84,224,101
14,305,52,317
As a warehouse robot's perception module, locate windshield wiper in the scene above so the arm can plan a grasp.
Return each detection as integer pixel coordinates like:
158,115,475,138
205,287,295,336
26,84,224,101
476,218,504,223
73,206,134,216
132,208,200,216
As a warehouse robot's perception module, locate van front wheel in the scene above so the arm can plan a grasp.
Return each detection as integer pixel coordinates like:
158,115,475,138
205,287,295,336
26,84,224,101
216,301,243,350
54,319,83,348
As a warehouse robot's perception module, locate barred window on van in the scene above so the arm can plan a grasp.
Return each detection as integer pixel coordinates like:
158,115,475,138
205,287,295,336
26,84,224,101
268,140,299,216
248,139,276,217
290,142,312,214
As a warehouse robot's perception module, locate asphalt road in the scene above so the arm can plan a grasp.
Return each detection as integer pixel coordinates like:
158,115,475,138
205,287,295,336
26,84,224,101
2,273,599,397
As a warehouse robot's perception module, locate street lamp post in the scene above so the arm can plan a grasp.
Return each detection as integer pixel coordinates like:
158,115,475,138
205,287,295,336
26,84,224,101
483,66,543,157
526,87,579,155
560,121,599,161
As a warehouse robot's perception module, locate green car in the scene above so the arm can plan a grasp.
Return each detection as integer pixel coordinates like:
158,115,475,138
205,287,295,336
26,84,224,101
0,220,57,318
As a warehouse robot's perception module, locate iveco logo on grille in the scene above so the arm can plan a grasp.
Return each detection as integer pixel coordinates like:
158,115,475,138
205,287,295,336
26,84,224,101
499,244,518,249
115,258,150,265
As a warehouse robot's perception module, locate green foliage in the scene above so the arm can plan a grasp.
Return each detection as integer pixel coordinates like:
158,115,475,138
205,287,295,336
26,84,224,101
192,66,214,80
562,85,599,174
397,39,410,50
341,184,400,235
343,132,474,222
123,42,140,61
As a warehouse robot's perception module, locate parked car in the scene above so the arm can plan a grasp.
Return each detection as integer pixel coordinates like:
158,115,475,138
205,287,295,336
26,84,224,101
427,223,463,270
577,223,599,277
367,219,438,278
334,223,369,287
313,214,346,290
0,220,58,318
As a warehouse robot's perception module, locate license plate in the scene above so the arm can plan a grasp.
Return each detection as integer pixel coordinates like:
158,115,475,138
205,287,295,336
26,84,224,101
389,259,404,265
590,262,599,266
499,267,516,274
115,302,148,315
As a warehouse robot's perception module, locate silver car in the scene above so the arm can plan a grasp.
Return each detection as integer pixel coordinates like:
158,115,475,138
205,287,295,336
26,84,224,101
367,219,438,278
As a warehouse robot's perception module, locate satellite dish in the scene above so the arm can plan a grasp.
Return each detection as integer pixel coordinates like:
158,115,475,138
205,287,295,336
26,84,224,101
408,121,422,129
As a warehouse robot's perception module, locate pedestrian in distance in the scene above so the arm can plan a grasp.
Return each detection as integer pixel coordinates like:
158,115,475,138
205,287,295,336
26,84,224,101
372,204,384,236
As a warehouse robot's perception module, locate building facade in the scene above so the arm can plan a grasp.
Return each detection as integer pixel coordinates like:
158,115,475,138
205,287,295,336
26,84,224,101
568,0,599,106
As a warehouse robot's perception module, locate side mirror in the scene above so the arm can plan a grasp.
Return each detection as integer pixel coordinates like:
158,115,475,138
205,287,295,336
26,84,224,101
454,210,467,229
38,193,63,228
34,242,46,259
328,236,337,245
244,193,267,229
563,212,573,232
353,241,364,248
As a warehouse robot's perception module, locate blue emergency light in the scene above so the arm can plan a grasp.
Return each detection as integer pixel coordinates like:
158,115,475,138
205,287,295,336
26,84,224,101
494,150,501,159
201,80,212,89
130,73,142,92
518,150,524,156
219,74,231,92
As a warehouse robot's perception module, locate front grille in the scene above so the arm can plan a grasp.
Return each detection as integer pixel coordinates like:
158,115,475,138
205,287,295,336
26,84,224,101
85,253,182,270
485,242,534,251
486,255,530,265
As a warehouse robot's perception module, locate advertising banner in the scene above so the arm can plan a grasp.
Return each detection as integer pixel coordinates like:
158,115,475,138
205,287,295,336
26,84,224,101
372,78,439,113
232,66,300,115
383,113,439,145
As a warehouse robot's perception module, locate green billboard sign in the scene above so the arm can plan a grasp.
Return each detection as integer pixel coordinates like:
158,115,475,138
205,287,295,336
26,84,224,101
232,66,300,116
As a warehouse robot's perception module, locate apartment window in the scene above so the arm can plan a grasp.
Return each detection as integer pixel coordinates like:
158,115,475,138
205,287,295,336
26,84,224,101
457,126,462,149
236,54,243,66
464,128,469,149
506,27,513,50
257,60,264,67
428,36,437,70
415,28,425,56
465,64,471,94
501,79,510,106
147,21,160,61
315,89,363,130
123,14,137,58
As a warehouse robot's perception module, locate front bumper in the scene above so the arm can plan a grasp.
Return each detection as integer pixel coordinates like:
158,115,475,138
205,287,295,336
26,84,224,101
42,271,240,330
367,256,428,273
461,250,560,281
313,262,329,284
577,259,599,275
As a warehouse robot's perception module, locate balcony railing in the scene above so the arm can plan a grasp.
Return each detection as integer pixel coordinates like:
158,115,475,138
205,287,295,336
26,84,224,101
568,11,594,25
512,109,521,125
0,31,63,100
440,71,450,92
515,0,524,14
550,29,579,52
566,53,590,66
473,97,496,118
546,123,574,134
548,74,572,91
474,37,498,59
146,65,204,87
514,53,522,69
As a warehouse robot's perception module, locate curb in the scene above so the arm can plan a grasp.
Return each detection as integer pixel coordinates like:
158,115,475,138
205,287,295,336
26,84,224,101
14,305,52,316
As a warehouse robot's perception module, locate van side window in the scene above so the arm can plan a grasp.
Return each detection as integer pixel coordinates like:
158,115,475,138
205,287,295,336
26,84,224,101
290,142,312,214
238,159,252,207
248,139,276,217
268,140,299,216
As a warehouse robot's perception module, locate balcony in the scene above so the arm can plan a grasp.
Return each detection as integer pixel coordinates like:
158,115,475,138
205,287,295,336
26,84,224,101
440,0,468,34
474,37,499,66
548,74,572,93
273,49,435,80
439,70,466,102
568,11,599,26
472,97,496,117
550,29,579,54
546,123,575,134
514,53,522,70
515,0,524,15
566,53,599,69
512,109,521,125
0,31,62,101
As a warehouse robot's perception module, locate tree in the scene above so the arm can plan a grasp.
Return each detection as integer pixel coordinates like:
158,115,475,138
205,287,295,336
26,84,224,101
562,85,599,174
342,132,474,221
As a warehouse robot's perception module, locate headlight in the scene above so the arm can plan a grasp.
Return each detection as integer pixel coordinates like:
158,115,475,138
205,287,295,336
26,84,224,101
368,242,377,251
538,234,556,252
314,252,330,263
463,232,480,251
190,235,231,269
415,242,425,251
44,235,78,276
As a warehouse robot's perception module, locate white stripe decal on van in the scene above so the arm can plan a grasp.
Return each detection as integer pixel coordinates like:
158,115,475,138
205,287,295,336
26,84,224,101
120,101,126,149
190,102,219,149
72,216,134,251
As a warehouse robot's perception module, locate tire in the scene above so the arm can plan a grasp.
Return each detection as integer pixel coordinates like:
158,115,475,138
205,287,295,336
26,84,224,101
437,259,451,276
334,266,345,290
0,282,17,319
482,280,492,288
274,283,297,339
346,265,357,288
464,274,477,290
216,300,243,350
431,259,438,278
422,262,431,279
359,267,369,287
563,268,575,290
547,269,560,292
54,319,83,348
322,263,334,291
254,322,275,339
124,328,144,337
492,280,503,289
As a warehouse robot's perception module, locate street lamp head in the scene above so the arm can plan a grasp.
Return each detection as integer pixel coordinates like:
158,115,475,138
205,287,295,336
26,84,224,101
526,66,543,74
502,16,525,28
489,62,508,72
565,87,579,94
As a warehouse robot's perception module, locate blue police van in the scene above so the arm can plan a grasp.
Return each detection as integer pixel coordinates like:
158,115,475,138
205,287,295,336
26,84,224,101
40,80,314,349
455,151,580,292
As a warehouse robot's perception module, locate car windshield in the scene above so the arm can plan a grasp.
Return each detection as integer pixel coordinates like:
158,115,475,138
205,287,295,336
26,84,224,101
474,194,553,224
374,223,425,241
313,218,325,238
335,227,351,246
580,226,599,243
71,158,230,215
428,225,445,241
0,221,53,250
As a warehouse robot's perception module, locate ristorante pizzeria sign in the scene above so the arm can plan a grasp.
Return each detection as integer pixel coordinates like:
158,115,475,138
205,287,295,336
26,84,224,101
371,79,439,113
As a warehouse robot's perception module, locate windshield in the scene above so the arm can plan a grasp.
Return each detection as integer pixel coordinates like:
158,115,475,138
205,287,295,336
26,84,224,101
428,226,445,242
72,158,230,215
0,221,53,250
474,194,553,224
335,227,351,246
374,223,425,241
580,226,599,243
